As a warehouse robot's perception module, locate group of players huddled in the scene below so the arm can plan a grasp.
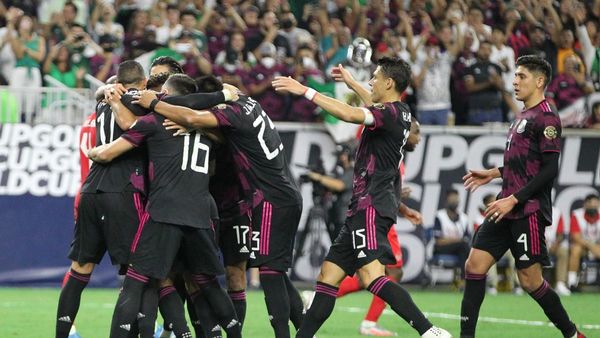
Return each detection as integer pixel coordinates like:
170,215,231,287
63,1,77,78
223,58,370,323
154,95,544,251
57,53,586,338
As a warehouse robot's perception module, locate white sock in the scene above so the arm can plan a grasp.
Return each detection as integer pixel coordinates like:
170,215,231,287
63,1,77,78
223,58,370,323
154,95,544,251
568,272,578,287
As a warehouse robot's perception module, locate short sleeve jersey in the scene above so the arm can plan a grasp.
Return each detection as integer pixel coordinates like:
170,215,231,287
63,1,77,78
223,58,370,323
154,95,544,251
81,89,149,194
211,95,302,208
122,113,214,229
347,101,412,220
499,99,561,222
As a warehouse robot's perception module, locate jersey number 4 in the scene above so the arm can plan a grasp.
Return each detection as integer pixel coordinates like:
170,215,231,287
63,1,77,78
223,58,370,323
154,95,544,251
181,133,209,173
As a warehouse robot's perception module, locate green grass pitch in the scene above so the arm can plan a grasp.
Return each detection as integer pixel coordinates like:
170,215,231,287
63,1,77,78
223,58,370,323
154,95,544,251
1,287,598,337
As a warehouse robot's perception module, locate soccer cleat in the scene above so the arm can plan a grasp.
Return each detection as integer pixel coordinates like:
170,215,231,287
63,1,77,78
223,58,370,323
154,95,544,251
359,321,397,336
421,326,453,338
555,281,571,296
68,325,82,338
571,331,586,338
486,287,498,295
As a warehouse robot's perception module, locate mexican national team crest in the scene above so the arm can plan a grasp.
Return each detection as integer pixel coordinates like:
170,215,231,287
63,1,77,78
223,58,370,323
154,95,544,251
544,126,558,139
516,119,527,133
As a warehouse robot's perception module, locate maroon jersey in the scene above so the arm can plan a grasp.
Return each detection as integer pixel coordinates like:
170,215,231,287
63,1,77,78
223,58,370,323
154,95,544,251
211,95,302,208
500,99,561,222
245,63,290,121
347,101,412,221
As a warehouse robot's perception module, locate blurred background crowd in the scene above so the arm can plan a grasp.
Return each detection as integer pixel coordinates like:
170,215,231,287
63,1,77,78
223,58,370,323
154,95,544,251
0,0,599,127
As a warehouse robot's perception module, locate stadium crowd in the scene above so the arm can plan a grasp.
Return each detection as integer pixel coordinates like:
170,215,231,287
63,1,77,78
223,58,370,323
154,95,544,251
0,0,599,126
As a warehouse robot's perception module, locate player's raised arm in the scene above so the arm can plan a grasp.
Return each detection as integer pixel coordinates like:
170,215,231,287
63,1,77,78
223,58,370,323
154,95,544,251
88,138,135,163
132,90,220,129
330,64,373,106
272,76,374,125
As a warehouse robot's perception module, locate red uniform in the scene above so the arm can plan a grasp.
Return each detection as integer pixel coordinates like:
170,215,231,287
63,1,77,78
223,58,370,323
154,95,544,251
73,112,96,219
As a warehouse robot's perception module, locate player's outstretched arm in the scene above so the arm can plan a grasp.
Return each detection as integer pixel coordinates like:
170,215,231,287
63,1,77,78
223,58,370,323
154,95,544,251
133,90,219,129
463,167,502,192
330,64,373,106
88,138,135,163
272,76,371,125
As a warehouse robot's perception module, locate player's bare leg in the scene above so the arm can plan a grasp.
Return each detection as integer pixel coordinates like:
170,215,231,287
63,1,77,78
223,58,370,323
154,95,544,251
56,262,94,338
460,248,496,338
517,264,582,338
226,262,248,327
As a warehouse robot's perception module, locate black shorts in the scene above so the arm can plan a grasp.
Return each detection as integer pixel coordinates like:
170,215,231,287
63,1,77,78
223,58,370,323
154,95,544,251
473,211,550,269
130,217,225,279
248,201,302,271
68,191,144,266
219,212,252,266
325,206,396,276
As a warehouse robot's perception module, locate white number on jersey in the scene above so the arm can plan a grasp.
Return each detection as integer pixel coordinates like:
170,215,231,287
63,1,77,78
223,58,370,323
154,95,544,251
96,111,116,145
252,111,283,160
181,133,209,173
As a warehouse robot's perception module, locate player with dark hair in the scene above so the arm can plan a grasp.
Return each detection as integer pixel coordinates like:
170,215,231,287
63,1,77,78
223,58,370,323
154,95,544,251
147,56,185,91
460,55,586,338
55,61,151,338
89,73,242,338
272,57,451,338
133,82,305,338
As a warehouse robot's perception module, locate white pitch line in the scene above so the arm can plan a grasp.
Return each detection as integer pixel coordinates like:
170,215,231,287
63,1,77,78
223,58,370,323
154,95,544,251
338,307,600,330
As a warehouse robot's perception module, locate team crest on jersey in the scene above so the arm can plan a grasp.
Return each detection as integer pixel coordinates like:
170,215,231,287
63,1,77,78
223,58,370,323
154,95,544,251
373,103,385,109
516,119,527,133
543,126,558,139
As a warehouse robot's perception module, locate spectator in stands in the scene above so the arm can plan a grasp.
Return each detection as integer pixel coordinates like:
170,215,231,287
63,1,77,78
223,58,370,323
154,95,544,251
123,10,157,60
155,4,182,46
568,193,600,291
467,6,491,44
179,9,208,53
169,30,212,78
62,24,103,74
279,11,311,56
289,44,322,122
246,11,292,64
547,206,571,296
413,22,463,125
323,25,352,73
547,55,594,110
490,26,520,117
433,189,471,280
503,4,530,55
43,43,85,88
214,31,256,68
246,43,290,121
48,1,80,44
6,13,45,116
0,6,18,81
242,5,261,42
556,29,586,75
464,40,505,124
305,6,336,68
450,28,477,125
571,5,600,91
585,102,600,129
91,1,124,42
90,34,120,82
525,23,558,74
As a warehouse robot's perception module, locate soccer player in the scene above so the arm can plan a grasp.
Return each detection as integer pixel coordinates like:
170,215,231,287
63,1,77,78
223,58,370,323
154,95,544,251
460,55,586,338
272,57,451,338
89,74,242,338
134,86,305,338
55,62,150,338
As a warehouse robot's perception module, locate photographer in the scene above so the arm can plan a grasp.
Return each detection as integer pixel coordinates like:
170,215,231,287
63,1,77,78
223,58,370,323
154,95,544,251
305,144,354,241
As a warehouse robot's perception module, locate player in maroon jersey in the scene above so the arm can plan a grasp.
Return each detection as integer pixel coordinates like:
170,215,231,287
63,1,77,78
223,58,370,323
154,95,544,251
460,55,586,338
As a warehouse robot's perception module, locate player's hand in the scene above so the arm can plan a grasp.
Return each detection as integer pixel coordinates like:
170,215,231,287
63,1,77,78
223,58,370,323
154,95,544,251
400,205,423,225
163,119,189,136
463,169,495,192
331,64,355,88
272,76,307,95
104,83,126,101
485,195,518,223
132,90,159,108
222,83,240,101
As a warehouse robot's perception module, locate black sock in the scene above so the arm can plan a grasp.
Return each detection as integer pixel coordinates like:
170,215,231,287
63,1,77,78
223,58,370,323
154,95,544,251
191,290,222,338
460,273,487,338
529,280,577,338
259,268,291,338
56,269,91,338
158,286,192,338
138,282,159,338
192,274,241,338
228,289,247,327
283,274,304,330
110,268,149,338
186,293,207,338
296,282,338,338
367,276,432,335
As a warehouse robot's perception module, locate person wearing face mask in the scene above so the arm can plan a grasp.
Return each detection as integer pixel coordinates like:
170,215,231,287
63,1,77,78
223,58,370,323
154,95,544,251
289,44,323,122
567,193,600,292
432,189,471,283
246,43,291,121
